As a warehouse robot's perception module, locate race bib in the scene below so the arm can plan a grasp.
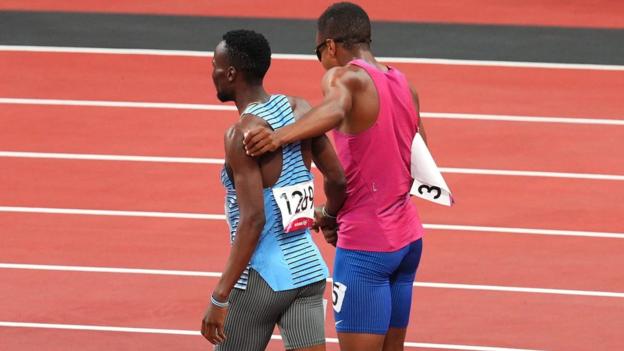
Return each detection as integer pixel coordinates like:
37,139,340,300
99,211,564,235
410,133,454,206
332,282,347,313
272,180,315,233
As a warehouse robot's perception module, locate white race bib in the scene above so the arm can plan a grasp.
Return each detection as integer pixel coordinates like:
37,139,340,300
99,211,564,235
410,133,454,206
272,180,315,233
332,282,347,313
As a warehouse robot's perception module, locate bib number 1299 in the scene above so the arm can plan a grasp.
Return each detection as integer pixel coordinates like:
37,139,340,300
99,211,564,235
272,180,315,233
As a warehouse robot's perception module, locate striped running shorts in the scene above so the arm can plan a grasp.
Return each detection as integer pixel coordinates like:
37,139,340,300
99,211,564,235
215,269,326,350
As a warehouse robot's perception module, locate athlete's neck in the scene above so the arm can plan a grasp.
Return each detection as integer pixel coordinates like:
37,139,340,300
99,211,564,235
342,49,385,71
234,85,271,114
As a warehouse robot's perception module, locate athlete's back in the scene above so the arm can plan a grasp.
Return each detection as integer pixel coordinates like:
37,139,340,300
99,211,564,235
332,59,425,252
222,94,329,291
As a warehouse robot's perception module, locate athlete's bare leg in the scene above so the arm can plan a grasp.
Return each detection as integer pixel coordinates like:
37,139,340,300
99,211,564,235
382,327,408,351
337,332,385,351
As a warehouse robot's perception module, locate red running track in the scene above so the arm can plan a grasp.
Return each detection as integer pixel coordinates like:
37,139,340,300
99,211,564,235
2,0,624,28
2,104,623,174
3,213,624,293
2,269,624,350
2,158,624,232
2,47,624,350
2,52,624,118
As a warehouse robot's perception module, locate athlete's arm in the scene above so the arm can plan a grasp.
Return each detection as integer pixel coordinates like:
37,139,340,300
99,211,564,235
288,96,346,245
243,67,354,156
214,124,265,300
310,134,346,246
289,96,347,217
311,135,346,216
410,84,428,145
202,123,265,345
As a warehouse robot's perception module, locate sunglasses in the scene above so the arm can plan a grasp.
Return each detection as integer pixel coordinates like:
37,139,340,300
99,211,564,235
314,38,372,61
314,38,345,61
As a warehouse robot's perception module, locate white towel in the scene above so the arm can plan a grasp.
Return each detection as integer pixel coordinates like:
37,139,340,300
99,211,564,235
409,133,454,206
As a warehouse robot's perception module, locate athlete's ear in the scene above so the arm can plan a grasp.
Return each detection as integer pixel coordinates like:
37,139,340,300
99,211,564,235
226,66,237,82
328,40,338,59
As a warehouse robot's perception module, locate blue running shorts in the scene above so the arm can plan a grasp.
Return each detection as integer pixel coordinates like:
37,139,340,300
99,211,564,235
332,239,423,334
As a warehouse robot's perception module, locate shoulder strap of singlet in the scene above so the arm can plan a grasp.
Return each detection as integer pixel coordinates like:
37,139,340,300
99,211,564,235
242,95,294,130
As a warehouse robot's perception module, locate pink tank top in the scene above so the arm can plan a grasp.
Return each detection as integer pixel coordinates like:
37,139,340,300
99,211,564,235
333,59,425,252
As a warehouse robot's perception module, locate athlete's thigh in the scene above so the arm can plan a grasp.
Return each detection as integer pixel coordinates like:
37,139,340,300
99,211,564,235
278,280,327,350
389,239,423,328
382,327,408,351
332,247,397,335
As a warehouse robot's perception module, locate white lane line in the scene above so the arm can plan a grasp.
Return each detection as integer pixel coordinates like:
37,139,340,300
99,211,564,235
0,263,221,277
424,224,624,239
2,97,623,125
411,282,624,298
1,263,623,298
0,206,225,220
422,112,624,126
2,151,624,182
0,322,542,351
0,97,236,111
2,45,623,72
1,206,623,239
0,151,224,164
438,168,624,181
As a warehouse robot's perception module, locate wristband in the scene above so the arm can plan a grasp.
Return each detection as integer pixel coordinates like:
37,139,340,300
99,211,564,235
211,295,229,308
322,206,337,219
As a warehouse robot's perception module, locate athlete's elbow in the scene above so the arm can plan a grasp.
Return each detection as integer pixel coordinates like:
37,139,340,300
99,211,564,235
330,105,347,125
326,172,347,192
239,212,266,239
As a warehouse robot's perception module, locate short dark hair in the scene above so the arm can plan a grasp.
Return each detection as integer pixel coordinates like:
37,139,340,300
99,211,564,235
222,29,271,83
317,2,371,49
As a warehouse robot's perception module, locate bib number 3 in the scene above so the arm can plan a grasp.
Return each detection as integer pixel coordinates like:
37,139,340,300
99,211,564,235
272,180,315,233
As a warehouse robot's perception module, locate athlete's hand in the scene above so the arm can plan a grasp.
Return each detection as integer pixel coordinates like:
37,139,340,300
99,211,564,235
314,206,338,246
322,227,338,247
201,302,228,345
314,206,337,230
243,126,281,156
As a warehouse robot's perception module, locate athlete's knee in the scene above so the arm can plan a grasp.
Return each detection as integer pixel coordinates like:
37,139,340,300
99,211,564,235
338,332,385,351
382,327,407,351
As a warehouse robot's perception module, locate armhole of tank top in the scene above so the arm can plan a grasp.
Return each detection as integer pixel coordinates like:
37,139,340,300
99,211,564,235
352,62,383,133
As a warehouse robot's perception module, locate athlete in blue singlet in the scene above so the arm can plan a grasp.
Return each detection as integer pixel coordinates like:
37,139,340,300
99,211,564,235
201,30,346,351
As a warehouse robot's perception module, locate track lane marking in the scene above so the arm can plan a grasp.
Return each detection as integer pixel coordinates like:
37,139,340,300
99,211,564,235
1,45,623,71
2,263,623,298
2,152,624,181
2,97,623,125
1,206,623,239
0,321,543,351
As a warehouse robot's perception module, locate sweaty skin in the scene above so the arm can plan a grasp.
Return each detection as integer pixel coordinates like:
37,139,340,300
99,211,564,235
241,35,427,351
202,96,346,347
242,60,426,157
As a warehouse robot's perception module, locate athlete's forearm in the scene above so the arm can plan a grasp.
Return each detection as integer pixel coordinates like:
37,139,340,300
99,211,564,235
323,176,346,216
212,217,265,301
276,102,345,146
310,134,346,216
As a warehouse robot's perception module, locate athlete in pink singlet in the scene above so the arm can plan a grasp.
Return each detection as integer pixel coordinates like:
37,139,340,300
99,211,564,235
243,3,427,351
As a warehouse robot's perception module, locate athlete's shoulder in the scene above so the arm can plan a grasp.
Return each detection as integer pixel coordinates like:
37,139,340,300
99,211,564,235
225,116,266,146
322,65,367,91
285,95,312,120
224,122,245,150
324,65,361,80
